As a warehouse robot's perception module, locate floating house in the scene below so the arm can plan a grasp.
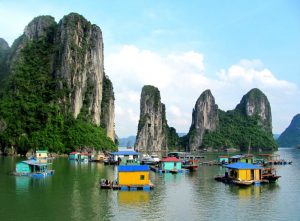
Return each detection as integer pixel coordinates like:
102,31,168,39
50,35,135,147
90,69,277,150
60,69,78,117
152,157,185,174
35,150,48,159
118,165,151,188
229,154,254,164
79,153,89,162
221,162,264,186
68,152,89,162
69,152,80,160
100,165,154,190
14,160,54,177
111,151,140,163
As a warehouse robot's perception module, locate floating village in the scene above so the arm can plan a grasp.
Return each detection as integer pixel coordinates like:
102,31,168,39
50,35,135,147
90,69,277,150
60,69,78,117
11,147,292,190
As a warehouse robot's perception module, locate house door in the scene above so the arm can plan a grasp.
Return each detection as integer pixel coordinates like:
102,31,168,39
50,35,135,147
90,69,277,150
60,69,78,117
251,170,254,180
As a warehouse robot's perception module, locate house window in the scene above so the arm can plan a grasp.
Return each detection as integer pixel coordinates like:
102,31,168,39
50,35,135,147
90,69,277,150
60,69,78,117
174,162,177,166
140,175,145,180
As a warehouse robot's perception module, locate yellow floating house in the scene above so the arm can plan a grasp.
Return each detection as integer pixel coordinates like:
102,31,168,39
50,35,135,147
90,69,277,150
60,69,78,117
224,162,263,185
117,165,153,190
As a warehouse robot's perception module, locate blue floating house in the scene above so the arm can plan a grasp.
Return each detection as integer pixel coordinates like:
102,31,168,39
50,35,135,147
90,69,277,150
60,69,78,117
14,160,54,177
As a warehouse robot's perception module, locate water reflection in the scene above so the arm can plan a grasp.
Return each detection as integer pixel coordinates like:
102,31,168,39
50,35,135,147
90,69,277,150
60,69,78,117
15,176,30,193
118,191,150,205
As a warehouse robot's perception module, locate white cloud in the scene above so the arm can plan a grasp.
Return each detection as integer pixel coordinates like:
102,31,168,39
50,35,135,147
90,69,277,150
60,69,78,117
106,46,299,137
217,60,297,92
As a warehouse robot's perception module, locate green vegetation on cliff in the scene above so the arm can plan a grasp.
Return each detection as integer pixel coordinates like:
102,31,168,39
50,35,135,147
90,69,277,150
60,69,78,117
167,127,180,150
201,110,277,150
0,33,116,155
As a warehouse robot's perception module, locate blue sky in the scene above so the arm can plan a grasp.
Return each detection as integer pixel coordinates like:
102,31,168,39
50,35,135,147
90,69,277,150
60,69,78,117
0,0,299,137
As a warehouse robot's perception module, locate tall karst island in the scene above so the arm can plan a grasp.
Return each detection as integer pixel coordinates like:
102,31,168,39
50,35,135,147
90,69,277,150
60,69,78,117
185,88,277,151
0,13,116,155
134,86,277,152
134,85,179,152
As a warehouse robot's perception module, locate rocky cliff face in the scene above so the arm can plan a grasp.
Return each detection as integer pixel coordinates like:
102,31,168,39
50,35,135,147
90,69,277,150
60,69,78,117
0,38,9,50
277,114,300,147
135,85,168,152
24,16,56,40
0,38,10,79
53,13,105,127
5,13,115,140
235,88,272,133
100,75,115,140
188,90,218,151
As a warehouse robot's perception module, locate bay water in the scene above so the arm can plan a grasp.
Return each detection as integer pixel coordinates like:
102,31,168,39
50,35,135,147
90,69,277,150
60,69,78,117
0,148,299,221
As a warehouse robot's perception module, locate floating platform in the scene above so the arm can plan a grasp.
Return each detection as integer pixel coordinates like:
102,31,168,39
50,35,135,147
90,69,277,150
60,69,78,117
12,170,55,177
214,175,269,186
150,166,189,174
100,180,154,191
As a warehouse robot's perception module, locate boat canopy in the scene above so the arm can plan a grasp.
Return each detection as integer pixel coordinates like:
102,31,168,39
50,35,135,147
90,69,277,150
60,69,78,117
225,162,262,170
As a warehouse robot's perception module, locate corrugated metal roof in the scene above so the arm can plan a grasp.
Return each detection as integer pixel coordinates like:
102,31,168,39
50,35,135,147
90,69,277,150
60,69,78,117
111,151,139,155
118,165,149,172
225,162,262,170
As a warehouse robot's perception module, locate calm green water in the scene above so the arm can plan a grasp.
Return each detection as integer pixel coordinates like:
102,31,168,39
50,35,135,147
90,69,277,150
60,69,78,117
0,148,299,221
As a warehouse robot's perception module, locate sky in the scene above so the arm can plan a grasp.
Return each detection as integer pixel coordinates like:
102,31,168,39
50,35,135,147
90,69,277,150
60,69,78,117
0,0,299,137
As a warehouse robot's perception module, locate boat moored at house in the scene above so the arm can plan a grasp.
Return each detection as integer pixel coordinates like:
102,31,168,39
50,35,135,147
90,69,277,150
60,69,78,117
182,158,199,172
13,159,55,177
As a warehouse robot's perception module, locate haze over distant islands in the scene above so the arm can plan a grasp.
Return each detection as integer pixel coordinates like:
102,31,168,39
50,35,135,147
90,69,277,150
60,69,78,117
0,0,299,137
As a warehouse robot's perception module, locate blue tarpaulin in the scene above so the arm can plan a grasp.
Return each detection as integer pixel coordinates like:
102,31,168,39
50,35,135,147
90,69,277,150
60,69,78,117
224,162,262,170
118,165,149,172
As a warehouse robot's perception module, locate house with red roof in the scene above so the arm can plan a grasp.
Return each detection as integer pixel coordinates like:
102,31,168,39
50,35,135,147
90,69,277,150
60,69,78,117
160,157,182,172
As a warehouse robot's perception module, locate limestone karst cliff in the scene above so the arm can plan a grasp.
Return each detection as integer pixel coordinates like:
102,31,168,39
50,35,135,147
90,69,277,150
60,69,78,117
135,85,168,152
0,13,116,154
54,13,107,128
185,88,276,151
235,88,272,133
277,114,300,147
187,90,218,151
0,38,10,80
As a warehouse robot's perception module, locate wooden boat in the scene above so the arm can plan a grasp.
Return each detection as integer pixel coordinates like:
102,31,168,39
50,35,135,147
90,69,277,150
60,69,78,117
262,168,281,183
169,170,178,174
182,159,199,171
